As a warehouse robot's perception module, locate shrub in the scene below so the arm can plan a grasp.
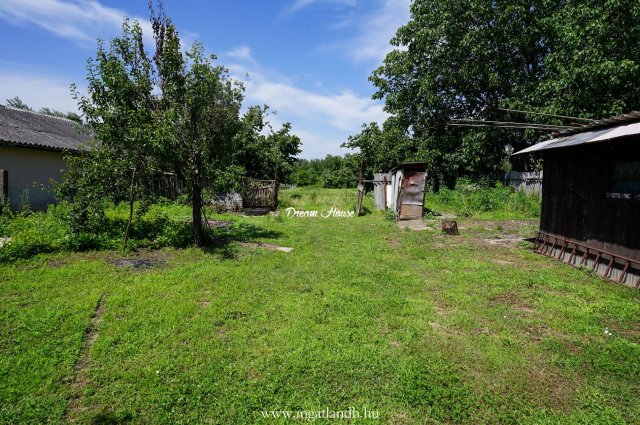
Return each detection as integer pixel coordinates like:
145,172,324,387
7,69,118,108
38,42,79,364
0,201,210,262
427,181,540,219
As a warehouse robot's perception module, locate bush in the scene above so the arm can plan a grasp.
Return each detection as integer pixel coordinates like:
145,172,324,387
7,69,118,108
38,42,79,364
0,204,68,262
0,202,208,262
427,181,540,219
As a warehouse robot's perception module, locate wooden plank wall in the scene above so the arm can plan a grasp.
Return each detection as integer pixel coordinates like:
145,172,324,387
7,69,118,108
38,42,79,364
541,137,640,260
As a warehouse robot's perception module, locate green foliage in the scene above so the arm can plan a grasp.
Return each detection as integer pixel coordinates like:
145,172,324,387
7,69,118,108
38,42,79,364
5,96,32,111
369,0,640,185
1,187,638,423
232,106,302,183
427,181,541,219
0,203,199,262
38,107,83,123
341,120,415,179
0,204,67,262
62,19,161,241
63,7,303,247
291,154,360,188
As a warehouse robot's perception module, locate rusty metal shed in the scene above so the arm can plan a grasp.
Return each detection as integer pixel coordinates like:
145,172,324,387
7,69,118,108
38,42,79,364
389,162,427,220
514,111,640,288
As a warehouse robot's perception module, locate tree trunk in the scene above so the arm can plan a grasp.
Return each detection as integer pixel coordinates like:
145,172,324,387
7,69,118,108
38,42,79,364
122,167,136,254
441,219,459,235
192,152,203,247
273,164,279,211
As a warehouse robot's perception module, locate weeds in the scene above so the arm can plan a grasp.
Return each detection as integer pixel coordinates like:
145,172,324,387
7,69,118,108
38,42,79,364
426,181,540,219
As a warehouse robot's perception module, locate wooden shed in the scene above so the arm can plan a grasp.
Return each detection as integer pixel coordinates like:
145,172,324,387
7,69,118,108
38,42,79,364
514,112,640,288
389,162,427,220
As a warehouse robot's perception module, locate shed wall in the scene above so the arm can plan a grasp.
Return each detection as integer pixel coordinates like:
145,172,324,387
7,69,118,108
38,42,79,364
540,137,640,260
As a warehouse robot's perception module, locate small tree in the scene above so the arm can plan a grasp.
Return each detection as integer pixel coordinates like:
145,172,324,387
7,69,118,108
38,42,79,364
62,1,301,248
62,20,160,251
149,6,244,246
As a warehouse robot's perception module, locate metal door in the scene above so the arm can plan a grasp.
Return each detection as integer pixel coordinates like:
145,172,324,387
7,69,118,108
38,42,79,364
398,170,426,219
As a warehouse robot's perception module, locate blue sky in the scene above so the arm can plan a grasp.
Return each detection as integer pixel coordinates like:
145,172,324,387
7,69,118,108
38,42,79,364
0,0,410,158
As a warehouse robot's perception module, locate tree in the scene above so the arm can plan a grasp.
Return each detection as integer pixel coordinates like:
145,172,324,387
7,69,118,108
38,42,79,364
232,106,301,182
369,0,640,187
63,1,302,248
148,3,245,246
6,96,32,111
39,107,83,123
5,96,83,123
63,19,159,251
341,120,414,178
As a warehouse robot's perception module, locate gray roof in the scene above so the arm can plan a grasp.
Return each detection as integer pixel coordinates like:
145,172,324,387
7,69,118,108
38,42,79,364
514,111,640,155
0,105,93,152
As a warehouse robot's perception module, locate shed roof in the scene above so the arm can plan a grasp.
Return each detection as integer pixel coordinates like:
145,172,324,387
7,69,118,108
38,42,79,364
390,161,427,172
513,111,640,155
0,105,92,152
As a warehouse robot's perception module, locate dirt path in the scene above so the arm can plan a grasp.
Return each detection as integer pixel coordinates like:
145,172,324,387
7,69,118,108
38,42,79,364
63,295,107,422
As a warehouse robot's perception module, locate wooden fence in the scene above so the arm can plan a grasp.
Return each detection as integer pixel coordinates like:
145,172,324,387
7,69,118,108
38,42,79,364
151,174,278,211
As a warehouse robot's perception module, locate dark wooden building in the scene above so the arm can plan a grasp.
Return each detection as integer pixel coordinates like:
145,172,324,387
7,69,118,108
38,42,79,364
515,112,640,288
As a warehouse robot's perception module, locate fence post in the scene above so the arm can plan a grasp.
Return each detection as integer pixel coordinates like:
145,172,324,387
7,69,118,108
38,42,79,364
0,169,7,202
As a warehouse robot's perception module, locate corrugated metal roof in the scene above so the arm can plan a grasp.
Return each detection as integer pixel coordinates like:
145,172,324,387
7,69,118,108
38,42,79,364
0,105,92,152
514,111,640,155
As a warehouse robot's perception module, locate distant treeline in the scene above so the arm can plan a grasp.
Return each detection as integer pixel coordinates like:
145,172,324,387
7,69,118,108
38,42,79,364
290,155,360,188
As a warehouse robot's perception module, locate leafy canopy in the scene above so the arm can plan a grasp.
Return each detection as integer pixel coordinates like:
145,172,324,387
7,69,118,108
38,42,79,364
356,0,640,186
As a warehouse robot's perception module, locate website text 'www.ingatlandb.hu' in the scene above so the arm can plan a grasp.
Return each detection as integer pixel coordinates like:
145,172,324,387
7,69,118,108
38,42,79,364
259,407,379,421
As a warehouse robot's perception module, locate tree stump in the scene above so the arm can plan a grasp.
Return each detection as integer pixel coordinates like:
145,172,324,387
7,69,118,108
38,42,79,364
441,219,459,235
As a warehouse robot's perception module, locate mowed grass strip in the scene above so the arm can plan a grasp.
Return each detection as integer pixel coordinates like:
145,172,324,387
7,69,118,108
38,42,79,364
0,189,638,424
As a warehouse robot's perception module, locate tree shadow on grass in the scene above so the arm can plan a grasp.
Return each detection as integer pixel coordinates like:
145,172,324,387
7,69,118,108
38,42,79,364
201,222,284,260
92,412,133,425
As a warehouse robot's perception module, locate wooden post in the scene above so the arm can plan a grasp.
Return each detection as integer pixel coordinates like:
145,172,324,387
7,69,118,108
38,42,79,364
0,170,7,210
356,160,364,216
382,175,387,210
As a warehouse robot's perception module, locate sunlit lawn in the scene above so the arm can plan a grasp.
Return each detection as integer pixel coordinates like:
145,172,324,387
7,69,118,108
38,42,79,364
1,189,638,424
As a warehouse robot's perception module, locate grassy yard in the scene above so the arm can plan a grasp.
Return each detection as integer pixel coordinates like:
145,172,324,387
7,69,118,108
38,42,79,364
1,189,638,424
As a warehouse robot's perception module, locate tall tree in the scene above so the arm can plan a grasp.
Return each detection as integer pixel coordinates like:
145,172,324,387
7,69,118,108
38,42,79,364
341,120,414,178
370,0,640,186
232,106,302,182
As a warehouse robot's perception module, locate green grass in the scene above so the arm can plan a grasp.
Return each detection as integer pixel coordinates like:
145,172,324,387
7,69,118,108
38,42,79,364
0,189,638,424
425,183,541,220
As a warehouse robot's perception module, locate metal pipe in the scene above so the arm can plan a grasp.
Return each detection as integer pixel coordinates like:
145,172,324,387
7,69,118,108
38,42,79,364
496,108,595,123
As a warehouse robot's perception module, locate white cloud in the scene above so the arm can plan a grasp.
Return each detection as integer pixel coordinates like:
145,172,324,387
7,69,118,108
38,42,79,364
229,58,387,158
0,72,80,113
317,0,410,63
0,0,154,46
284,0,357,15
245,80,386,132
350,0,410,62
227,46,253,62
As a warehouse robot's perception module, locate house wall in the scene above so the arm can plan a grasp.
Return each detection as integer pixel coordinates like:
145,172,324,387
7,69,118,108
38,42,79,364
0,145,66,210
540,136,640,260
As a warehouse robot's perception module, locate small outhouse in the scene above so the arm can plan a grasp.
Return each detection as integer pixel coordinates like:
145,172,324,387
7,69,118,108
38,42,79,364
389,162,427,220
